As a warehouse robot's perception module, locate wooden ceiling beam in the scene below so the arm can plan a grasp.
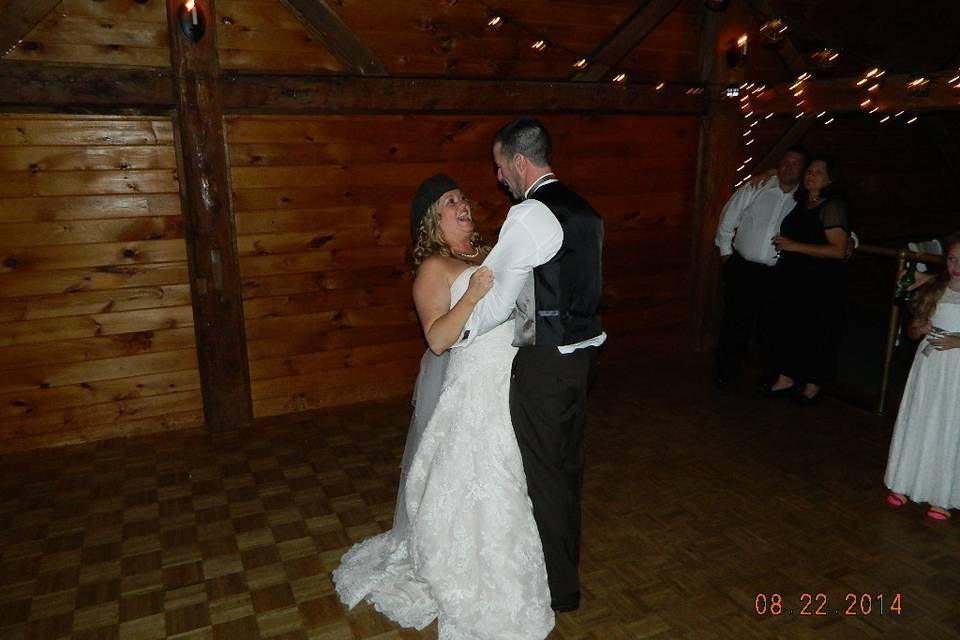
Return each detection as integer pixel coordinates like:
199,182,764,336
0,0,61,59
279,0,388,76
0,62,708,114
0,61,175,111
220,73,708,114
744,0,807,75
572,0,683,82
755,70,960,114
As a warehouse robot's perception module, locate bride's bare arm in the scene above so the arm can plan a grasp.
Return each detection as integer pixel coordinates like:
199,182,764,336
413,259,494,355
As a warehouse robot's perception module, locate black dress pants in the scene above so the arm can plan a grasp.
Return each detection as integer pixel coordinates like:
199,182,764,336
716,252,776,381
509,344,599,608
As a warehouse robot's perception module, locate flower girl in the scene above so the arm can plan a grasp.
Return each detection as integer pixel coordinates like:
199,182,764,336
884,233,960,521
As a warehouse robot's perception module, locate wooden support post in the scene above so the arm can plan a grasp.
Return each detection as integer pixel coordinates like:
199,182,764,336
687,8,742,352
166,0,253,432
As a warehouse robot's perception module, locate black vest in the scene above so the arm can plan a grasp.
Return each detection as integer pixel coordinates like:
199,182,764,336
514,181,604,347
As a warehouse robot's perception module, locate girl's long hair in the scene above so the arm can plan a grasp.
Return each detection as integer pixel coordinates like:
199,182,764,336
909,232,960,324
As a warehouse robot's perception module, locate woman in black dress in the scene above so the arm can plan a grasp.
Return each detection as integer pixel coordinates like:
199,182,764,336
763,156,850,404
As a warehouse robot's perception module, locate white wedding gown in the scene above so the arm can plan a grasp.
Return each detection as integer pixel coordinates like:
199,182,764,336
884,288,960,511
333,266,554,640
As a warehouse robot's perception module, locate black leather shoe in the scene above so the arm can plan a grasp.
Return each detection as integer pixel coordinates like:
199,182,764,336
793,391,821,406
759,383,795,398
552,592,580,612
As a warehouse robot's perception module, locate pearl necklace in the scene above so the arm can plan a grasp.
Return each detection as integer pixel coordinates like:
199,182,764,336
452,245,480,259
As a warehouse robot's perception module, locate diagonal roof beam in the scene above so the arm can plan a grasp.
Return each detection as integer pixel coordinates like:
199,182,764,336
744,0,807,75
747,117,812,174
0,0,61,58
572,0,683,82
279,0,388,76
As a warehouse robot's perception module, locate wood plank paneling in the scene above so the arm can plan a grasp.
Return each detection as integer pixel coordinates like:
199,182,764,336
4,0,169,68
0,115,200,450
229,114,699,418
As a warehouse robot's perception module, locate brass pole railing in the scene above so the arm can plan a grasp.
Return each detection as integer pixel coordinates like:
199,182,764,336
855,244,945,415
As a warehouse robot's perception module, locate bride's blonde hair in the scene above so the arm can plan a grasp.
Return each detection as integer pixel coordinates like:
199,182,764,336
411,199,489,273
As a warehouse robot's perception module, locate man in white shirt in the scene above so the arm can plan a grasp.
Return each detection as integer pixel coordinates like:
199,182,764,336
455,118,604,613
714,146,807,386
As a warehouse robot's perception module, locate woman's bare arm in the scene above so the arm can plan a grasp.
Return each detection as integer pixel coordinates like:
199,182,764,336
413,260,493,355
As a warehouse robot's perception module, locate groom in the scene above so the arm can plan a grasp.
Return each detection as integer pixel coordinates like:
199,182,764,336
455,118,604,612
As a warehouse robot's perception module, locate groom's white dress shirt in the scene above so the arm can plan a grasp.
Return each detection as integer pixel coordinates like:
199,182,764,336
455,178,606,353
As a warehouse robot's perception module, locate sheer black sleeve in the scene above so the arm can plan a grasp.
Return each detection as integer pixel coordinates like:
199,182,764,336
820,199,849,232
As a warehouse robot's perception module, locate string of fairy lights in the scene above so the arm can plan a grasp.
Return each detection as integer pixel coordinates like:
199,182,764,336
446,1,960,188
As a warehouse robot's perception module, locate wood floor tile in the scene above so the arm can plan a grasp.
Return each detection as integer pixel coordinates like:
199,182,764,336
2,353,959,639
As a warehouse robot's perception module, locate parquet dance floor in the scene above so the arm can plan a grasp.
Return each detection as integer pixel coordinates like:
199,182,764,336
1,351,958,639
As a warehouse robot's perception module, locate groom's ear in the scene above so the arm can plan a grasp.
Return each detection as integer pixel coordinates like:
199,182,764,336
513,153,526,172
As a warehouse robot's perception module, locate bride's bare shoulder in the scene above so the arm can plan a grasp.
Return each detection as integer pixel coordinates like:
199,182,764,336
416,255,461,283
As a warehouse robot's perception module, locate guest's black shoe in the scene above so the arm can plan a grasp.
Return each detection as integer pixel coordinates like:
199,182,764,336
759,383,795,398
714,375,733,389
793,391,821,406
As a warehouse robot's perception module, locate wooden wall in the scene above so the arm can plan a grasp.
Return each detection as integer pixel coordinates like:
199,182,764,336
5,0,342,73
229,114,699,419
0,114,201,452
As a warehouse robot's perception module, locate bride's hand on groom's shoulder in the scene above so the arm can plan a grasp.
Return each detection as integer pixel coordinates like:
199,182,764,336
465,267,494,304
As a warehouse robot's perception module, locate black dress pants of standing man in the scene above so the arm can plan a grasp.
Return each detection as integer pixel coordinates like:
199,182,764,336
509,344,599,611
716,251,776,384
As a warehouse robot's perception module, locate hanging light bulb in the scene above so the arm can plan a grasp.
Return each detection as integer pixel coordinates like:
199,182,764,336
530,39,547,53
907,74,931,96
856,67,885,87
572,58,589,71
485,15,504,31
612,72,627,83
655,81,666,91
810,48,839,70
759,18,788,43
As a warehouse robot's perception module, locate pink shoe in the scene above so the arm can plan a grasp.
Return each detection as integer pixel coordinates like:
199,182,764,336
885,493,907,508
925,508,951,521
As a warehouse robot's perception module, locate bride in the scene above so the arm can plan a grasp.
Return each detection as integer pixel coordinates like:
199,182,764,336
332,174,554,640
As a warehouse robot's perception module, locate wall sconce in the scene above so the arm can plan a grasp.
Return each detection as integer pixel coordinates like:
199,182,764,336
178,0,206,43
726,34,748,67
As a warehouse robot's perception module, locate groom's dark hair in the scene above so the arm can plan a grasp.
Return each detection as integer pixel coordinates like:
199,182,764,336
493,118,551,167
